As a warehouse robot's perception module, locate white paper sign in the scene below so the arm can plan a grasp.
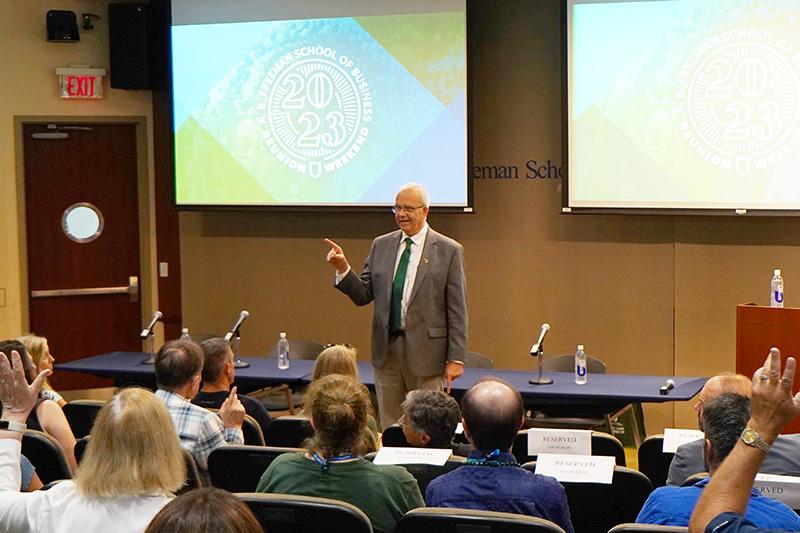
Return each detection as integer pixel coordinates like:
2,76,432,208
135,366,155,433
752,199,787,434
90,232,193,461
754,473,800,509
455,422,464,434
527,428,591,456
662,428,704,453
372,447,451,466
535,453,615,484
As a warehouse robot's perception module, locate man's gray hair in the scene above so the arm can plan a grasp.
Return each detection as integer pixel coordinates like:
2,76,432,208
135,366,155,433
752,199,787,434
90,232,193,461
702,392,751,471
401,389,460,448
398,182,430,207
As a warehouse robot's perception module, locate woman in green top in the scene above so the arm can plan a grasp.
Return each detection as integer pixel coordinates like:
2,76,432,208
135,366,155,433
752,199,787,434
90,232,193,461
257,374,423,533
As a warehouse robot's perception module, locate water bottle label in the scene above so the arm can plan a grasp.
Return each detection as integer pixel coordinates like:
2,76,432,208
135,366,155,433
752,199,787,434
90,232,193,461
576,365,587,377
775,291,784,303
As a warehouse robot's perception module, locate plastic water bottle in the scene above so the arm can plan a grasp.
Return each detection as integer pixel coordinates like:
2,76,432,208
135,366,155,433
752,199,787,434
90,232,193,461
575,344,587,385
277,332,290,369
771,269,784,308
180,328,191,340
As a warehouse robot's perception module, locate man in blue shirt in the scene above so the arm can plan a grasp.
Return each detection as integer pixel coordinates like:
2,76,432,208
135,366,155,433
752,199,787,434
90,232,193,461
425,377,573,533
637,392,800,530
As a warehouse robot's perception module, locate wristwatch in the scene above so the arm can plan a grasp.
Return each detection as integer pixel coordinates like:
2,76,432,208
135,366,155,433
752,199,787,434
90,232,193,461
0,420,27,433
740,428,771,453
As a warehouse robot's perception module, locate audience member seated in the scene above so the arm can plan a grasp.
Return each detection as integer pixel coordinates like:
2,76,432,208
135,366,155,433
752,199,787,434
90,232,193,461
17,334,65,407
313,344,379,447
637,392,800,529
193,338,272,437
145,487,263,533
668,372,800,486
0,350,184,533
257,374,423,533
398,389,470,456
425,377,574,533
20,455,42,492
689,348,800,533
0,340,77,473
155,339,244,481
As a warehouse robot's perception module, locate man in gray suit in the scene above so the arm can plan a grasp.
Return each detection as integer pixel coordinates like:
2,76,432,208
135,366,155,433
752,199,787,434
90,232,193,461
325,183,467,428
667,372,800,485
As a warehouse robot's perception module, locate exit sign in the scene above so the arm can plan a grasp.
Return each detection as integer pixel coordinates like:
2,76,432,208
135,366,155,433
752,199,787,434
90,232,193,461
56,67,106,99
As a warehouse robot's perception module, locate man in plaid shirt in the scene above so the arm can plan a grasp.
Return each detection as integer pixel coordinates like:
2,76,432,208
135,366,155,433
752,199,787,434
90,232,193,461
154,339,244,480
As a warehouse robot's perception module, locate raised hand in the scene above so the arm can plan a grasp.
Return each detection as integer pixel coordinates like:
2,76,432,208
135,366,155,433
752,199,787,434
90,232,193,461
324,238,350,274
0,350,50,423
751,347,800,442
219,386,245,429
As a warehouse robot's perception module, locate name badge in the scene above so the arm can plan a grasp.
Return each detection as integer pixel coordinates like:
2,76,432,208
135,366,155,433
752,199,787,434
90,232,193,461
754,474,800,509
535,453,615,484
372,447,451,466
527,428,591,456
662,428,704,453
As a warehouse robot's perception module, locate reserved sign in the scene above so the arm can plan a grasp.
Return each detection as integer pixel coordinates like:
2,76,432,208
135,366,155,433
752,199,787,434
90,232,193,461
754,473,800,509
527,428,591,456
535,453,615,484
662,428,704,453
372,447,451,466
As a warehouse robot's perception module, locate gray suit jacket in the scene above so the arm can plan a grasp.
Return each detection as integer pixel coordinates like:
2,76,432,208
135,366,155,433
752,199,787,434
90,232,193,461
667,434,800,486
336,227,467,376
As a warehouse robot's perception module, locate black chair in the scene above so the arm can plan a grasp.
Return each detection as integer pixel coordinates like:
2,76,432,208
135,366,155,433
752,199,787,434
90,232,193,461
681,472,708,487
263,416,314,447
396,507,566,533
381,424,410,447
637,435,674,488
206,408,265,446
253,340,326,413
74,435,90,464
522,463,653,533
180,448,204,493
365,452,466,494
236,492,373,533
63,399,105,439
464,351,494,369
209,445,302,492
511,430,626,466
21,429,72,484
608,525,688,533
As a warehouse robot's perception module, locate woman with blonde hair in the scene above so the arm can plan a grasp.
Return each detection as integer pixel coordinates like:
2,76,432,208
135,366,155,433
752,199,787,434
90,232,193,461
0,340,78,472
17,334,64,406
257,374,422,533
312,344,379,445
0,349,185,533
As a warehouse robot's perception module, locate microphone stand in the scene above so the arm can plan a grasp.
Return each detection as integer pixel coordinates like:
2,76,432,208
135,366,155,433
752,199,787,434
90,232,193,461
529,343,553,385
140,332,156,365
230,330,250,369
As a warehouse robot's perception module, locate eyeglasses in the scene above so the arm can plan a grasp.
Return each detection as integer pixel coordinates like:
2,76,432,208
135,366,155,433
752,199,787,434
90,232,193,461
322,343,355,349
391,205,425,214
397,413,407,427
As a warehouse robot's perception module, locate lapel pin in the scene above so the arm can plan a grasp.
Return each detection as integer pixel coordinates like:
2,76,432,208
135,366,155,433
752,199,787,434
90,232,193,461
423,258,429,264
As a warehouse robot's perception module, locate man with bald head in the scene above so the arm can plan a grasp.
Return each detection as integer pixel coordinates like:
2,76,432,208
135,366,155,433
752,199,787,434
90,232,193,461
667,372,800,485
425,378,574,533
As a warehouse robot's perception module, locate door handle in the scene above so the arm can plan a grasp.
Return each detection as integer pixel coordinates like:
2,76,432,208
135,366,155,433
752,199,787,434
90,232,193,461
31,276,139,303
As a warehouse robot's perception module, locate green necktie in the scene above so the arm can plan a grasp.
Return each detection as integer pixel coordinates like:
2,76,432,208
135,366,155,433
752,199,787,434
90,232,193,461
389,238,413,333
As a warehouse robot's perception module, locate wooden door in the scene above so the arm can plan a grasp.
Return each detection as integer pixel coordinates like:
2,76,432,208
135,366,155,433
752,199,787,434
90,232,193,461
23,123,142,390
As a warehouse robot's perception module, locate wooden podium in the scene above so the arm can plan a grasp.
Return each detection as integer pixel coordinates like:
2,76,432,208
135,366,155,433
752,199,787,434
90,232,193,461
736,304,800,433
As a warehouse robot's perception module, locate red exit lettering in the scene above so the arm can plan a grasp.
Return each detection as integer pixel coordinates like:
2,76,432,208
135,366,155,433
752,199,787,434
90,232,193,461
66,76,96,97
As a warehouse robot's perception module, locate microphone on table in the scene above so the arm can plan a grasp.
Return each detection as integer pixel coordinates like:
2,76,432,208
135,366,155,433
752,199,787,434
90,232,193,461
659,378,675,395
139,311,163,339
530,323,551,355
224,310,250,341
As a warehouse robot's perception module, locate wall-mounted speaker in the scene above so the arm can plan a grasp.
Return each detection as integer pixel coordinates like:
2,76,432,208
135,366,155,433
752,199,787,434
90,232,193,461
108,3,154,90
47,10,80,42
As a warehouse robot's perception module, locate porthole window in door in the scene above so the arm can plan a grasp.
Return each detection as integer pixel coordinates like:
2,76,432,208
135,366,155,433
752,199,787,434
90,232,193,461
62,203,104,243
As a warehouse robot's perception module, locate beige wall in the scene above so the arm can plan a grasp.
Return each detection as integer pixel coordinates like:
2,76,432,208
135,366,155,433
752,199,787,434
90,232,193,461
0,1,156,338
4,1,798,434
